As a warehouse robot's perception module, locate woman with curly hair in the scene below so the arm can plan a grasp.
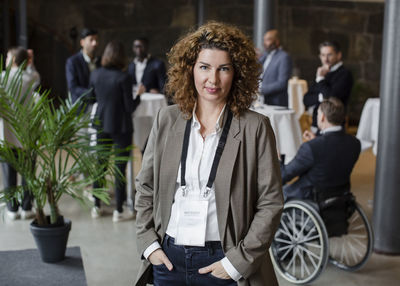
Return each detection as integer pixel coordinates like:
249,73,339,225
135,21,283,286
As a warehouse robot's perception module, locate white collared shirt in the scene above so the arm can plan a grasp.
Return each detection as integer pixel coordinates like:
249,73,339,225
259,49,277,91
320,125,342,134
143,104,242,281
165,105,225,241
316,61,343,83
134,57,148,84
81,51,97,72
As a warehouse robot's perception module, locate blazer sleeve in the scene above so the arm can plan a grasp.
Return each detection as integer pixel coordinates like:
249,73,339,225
134,110,161,256
121,73,140,114
315,69,353,101
303,68,353,107
225,116,284,278
155,61,167,93
260,52,292,95
65,57,90,103
280,142,314,184
303,83,320,108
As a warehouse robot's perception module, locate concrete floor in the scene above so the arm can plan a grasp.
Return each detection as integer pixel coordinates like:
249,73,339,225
1,148,400,285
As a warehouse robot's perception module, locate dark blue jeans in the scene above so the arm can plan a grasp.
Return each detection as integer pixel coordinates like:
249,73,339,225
153,235,237,286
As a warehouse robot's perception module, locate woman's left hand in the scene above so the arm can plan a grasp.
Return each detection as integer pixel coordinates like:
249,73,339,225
198,261,231,279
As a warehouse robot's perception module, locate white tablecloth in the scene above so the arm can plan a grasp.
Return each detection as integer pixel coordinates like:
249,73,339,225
252,104,303,163
133,93,167,150
288,77,307,119
128,93,167,207
356,98,380,155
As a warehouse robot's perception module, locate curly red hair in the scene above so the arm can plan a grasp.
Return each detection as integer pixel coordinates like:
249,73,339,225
165,21,261,117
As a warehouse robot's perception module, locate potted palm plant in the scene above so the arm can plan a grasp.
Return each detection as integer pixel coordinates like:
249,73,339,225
0,63,122,262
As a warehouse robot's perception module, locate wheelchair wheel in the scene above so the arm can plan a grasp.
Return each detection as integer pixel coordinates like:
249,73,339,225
270,200,329,284
329,203,373,271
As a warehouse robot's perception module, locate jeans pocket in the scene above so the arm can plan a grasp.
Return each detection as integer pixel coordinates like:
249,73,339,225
206,272,235,285
153,263,168,270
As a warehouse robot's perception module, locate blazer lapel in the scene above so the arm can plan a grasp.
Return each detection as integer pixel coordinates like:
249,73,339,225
159,114,186,232
214,114,241,241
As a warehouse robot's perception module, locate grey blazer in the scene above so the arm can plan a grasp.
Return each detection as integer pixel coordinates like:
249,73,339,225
134,105,283,286
259,49,292,107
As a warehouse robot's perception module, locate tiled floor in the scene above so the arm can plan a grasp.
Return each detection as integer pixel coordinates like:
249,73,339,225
1,149,400,285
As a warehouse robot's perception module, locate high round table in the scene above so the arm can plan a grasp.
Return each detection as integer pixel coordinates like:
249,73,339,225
128,93,167,207
252,104,303,164
356,98,380,155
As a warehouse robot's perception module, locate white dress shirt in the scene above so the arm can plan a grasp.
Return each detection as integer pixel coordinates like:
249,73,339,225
143,105,242,281
259,49,277,91
132,57,147,96
81,51,97,72
320,125,342,134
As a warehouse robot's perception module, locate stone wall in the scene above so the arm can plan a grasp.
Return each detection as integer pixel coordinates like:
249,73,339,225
278,0,384,123
20,0,384,123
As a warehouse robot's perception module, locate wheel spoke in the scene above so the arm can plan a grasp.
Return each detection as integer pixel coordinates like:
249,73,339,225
304,242,322,249
301,226,317,241
298,244,319,269
299,234,320,244
280,245,295,261
275,237,292,244
349,223,364,231
299,247,311,276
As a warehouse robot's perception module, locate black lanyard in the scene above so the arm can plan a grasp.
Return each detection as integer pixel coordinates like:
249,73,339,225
180,109,233,197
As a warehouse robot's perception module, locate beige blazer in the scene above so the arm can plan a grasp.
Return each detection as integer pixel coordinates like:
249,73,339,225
134,105,283,286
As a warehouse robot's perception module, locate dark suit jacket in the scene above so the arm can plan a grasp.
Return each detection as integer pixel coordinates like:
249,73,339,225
135,106,283,286
65,52,100,104
89,67,140,134
303,65,353,127
127,57,167,93
259,49,292,107
281,130,361,200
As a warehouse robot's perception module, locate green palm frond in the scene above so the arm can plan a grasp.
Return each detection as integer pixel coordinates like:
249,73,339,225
0,58,126,226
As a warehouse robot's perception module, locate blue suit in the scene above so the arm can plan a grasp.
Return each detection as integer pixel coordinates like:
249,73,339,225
65,52,100,106
259,49,292,107
127,57,166,93
281,130,360,201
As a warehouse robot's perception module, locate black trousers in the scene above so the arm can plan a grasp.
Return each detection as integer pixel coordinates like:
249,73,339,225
93,131,132,212
2,161,32,212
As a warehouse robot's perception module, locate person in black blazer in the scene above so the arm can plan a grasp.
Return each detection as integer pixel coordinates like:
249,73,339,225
65,28,100,110
303,41,353,131
89,40,141,222
281,97,360,201
127,37,166,95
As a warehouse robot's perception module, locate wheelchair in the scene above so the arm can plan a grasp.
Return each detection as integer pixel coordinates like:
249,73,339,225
269,186,373,284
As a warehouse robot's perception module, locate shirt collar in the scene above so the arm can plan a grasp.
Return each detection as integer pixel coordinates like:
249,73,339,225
192,102,226,134
330,61,343,72
321,125,342,134
81,50,94,64
134,56,148,65
266,49,277,57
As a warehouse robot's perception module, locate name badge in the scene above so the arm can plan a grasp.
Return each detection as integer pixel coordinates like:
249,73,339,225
175,199,209,246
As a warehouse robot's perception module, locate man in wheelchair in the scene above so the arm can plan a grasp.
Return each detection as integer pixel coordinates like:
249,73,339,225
281,97,360,235
271,98,372,283
281,97,360,200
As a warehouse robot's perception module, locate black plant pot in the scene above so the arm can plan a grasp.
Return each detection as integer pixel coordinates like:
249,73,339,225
30,216,72,263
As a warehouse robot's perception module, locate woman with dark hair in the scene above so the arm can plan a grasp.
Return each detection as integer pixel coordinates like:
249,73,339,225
1,46,40,221
89,40,141,222
135,22,283,285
